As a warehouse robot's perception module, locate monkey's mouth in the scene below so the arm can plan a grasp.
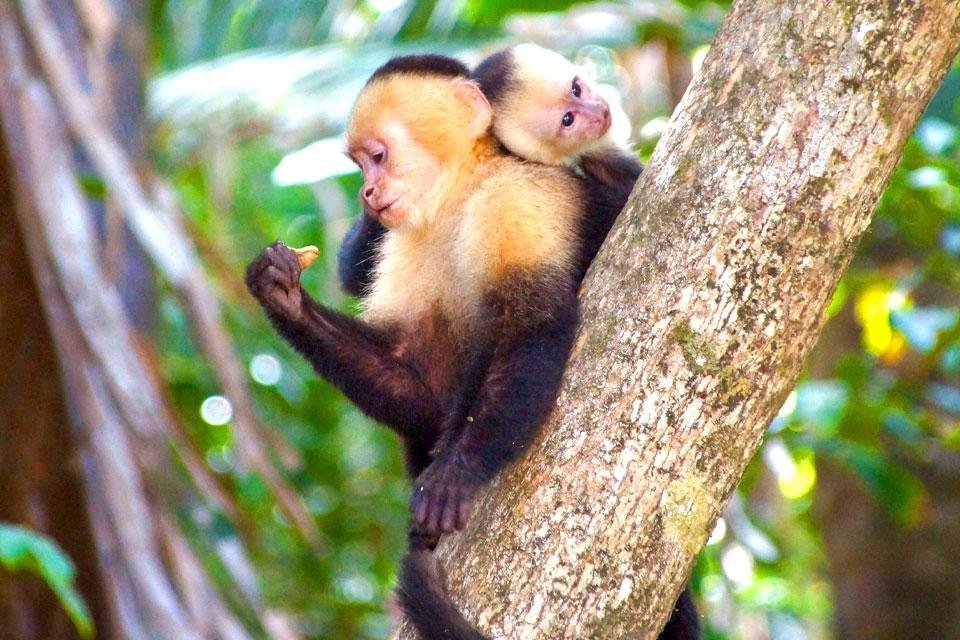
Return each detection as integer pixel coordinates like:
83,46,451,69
373,200,398,216
373,200,400,223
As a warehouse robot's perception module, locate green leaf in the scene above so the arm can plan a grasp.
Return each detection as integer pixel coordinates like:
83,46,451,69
0,524,94,638
77,174,107,201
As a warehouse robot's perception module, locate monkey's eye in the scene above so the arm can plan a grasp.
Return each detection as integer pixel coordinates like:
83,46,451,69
562,112,575,127
372,150,386,164
571,79,582,98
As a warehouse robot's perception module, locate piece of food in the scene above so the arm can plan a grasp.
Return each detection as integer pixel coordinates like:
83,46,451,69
293,245,320,270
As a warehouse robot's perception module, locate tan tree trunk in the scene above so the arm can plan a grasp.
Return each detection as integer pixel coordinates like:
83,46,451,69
395,2,960,639
0,2,295,638
0,128,110,640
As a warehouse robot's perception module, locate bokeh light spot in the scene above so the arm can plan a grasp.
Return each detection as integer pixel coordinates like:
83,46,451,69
250,353,282,386
200,395,233,425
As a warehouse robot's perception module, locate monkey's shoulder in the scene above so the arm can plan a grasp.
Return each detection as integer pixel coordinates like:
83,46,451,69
456,160,584,279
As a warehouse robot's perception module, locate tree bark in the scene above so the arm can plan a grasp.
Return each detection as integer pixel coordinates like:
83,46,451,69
394,2,960,639
0,116,111,640
0,2,283,638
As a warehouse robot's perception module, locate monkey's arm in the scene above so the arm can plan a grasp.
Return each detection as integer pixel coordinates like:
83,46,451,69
411,268,579,534
579,147,642,193
337,211,386,296
247,242,440,433
576,149,643,279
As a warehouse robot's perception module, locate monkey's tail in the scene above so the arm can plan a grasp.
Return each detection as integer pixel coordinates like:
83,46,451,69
658,588,701,640
397,548,488,640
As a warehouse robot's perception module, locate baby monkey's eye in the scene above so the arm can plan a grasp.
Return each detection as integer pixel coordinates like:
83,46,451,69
562,112,575,127
571,78,582,98
372,150,386,164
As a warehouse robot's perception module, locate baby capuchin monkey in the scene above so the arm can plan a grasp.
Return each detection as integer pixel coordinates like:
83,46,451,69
247,55,698,640
337,43,643,297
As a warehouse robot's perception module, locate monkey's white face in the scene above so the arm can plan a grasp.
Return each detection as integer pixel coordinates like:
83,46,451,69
553,75,612,149
348,123,443,230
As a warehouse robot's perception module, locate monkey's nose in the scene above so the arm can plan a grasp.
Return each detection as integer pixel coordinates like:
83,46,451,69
361,185,378,208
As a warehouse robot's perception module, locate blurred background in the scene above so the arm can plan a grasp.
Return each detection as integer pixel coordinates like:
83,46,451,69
1,1,959,639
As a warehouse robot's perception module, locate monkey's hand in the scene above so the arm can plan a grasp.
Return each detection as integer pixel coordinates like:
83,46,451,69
245,241,305,321
411,454,483,535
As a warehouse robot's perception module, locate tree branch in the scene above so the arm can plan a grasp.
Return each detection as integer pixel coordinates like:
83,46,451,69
395,2,960,638
0,6,299,638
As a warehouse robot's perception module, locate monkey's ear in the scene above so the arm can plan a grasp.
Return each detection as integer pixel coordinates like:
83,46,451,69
453,79,493,137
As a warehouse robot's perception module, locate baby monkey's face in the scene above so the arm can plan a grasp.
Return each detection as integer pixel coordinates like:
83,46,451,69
492,44,615,165
552,74,612,152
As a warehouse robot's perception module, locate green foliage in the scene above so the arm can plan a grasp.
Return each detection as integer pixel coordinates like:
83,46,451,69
464,0,582,26
0,524,94,638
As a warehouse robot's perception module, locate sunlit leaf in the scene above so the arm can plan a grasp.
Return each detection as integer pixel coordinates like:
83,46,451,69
792,380,848,436
465,0,581,25
916,117,958,154
854,283,911,361
0,524,94,638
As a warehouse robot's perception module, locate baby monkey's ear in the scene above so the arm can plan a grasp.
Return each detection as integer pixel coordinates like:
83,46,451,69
452,79,493,138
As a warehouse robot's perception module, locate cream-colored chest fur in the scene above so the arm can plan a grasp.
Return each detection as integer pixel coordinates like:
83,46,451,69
360,215,483,330
360,159,581,331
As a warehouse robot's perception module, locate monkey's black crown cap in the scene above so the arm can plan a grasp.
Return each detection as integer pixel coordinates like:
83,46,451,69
368,54,470,84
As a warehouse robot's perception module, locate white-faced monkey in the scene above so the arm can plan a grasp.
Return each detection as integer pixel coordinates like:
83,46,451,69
246,55,699,640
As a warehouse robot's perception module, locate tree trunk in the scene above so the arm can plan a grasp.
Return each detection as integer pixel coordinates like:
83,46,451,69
394,2,960,639
0,2,282,638
0,120,112,640
0,1,150,636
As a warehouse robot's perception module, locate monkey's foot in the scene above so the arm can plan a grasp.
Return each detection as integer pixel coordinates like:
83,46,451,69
410,459,482,535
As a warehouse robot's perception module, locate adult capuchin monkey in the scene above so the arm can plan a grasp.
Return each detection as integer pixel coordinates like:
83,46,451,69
336,48,698,639
246,56,698,639
337,43,643,297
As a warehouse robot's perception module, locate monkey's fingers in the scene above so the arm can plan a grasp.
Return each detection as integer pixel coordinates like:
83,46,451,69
440,494,459,533
412,487,430,526
412,486,444,534
428,491,447,534
293,245,320,270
